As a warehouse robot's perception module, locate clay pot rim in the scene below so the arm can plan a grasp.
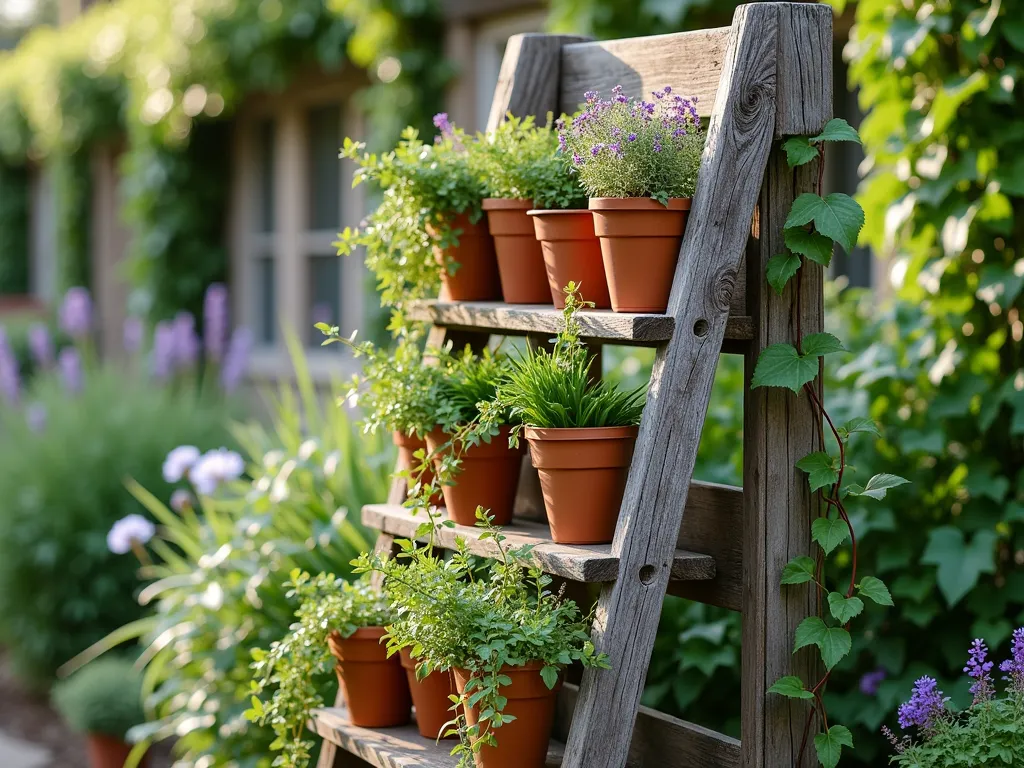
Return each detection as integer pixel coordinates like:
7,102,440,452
524,426,640,441
455,660,550,676
329,626,389,648
526,208,590,217
482,197,534,211
589,197,692,211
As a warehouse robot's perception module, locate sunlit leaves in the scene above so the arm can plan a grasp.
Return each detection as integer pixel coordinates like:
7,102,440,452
751,335,843,393
768,675,815,700
798,452,840,493
784,193,865,253
857,576,894,607
783,137,819,167
784,227,834,266
827,592,864,624
846,473,910,500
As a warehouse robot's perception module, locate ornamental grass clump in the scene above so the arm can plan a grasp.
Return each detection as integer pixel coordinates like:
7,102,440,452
885,629,1024,766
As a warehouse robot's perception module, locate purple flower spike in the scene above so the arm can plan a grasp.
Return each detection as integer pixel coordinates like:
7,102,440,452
26,403,46,433
27,324,53,368
152,320,176,380
173,312,200,368
58,347,83,394
859,667,886,696
1000,626,1024,692
571,152,583,166
59,287,92,339
664,85,672,94
123,316,144,356
964,638,994,702
897,676,946,731
0,329,21,406
221,327,253,393
203,283,229,362
591,144,603,157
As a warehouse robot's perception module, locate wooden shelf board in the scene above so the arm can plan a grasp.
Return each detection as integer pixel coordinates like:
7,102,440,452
362,504,716,583
311,707,565,767
406,300,755,344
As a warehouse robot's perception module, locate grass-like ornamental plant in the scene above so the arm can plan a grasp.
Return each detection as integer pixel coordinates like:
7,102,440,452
433,345,514,432
52,656,145,739
479,114,587,209
560,86,704,203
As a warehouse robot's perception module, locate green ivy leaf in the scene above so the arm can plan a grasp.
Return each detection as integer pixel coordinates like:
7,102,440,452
921,527,998,607
781,556,817,585
811,118,861,145
801,333,846,357
797,452,840,493
811,516,850,555
857,576,894,606
766,252,802,295
827,592,864,623
750,344,818,393
784,193,865,253
784,227,834,266
814,724,854,768
768,675,815,700
847,473,910,500
783,136,818,167
794,617,852,670
839,416,881,439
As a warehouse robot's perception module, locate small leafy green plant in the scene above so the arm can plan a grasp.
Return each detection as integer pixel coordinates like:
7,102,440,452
559,86,704,203
52,656,145,739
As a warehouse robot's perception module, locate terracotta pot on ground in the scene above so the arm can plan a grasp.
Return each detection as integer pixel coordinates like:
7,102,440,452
528,209,611,310
392,431,444,506
525,426,639,544
424,426,524,527
328,627,411,727
482,199,552,305
86,734,148,768
589,197,692,313
431,213,502,301
453,663,560,768
399,647,458,740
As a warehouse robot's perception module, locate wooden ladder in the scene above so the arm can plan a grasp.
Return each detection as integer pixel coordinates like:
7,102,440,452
312,3,831,766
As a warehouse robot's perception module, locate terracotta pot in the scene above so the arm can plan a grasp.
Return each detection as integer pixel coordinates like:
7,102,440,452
525,426,639,544
589,197,692,313
85,733,148,768
328,627,411,727
453,663,560,768
482,199,552,305
528,209,611,309
392,431,444,506
431,213,502,301
399,647,458,740
424,426,523,527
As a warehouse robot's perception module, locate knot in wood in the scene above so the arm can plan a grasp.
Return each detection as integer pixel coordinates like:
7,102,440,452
733,82,775,129
712,266,737,312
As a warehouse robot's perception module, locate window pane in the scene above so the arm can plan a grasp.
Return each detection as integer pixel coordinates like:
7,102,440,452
257,119,275,233
307,254,341,345
254,255,276,344
308,105,342,230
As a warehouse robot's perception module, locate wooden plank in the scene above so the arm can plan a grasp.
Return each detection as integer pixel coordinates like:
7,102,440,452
560,29,730,118
311,708,565,767
362,504,717,584
560,6,782,767
487,34,589,133
554,683,740,768
774,2,833,137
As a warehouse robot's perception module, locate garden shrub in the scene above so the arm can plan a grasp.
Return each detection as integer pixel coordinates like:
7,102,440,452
52,656,145,739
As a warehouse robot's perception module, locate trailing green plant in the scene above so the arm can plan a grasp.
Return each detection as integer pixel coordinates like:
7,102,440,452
247,572,392,768
558,86,704,203
52,656,145,739
479,114,587,209
354,512,609,766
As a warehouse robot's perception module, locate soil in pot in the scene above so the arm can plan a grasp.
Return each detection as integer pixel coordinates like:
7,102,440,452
525,426,639,544
399,647,458,740
528,209,610,310
482,199,552,305
424,426,524,527
431,213,502,302
589,197,692,313
86,733,148,768
392,431,444,506
328,627,411,728
453,663,560,768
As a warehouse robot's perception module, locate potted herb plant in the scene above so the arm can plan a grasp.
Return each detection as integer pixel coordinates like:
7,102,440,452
356,515,609,768
501,285,645,544
338,115,499,306
559,86,704,313
479,116,603,307
250,572,411,768
52,656,148,768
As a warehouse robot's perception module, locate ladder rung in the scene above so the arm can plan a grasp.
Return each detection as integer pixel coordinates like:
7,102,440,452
361,504,716,583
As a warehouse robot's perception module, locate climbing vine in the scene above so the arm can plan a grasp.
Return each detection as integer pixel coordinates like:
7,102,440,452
752,119,908,768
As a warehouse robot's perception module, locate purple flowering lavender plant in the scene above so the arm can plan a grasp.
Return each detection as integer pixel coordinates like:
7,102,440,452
559,86,704,204
887,631,1024,766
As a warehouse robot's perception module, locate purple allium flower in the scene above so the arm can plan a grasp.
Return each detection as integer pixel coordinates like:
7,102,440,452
123,316,144,356
170,488,195,512
964,638,994,702
59,287,92,339
27,324,53,368
897,676,946,731
152,320,176,380
0,329,21,406
860,667,886,696
220,326,253,393
26,403,46,433
163,445,201,483
106,514,156,555
190,448,245,495
1000,627,1024,691
203,282,229,362
58,347,83,394
173,312,200,368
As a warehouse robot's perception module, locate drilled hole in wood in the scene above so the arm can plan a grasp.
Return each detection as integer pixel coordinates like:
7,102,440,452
693,318,709,337
639,565,657,584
